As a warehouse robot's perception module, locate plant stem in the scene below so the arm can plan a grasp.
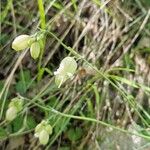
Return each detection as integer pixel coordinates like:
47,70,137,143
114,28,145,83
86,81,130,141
37,0,46,75
34,102,150,140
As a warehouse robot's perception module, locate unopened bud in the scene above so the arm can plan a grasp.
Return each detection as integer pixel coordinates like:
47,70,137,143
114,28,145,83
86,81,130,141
6,106,17,121
39,130,49,145
30,42,40,59
12,34,31,51
45,124,52,135
5,97,23,121
34,120,52,145
34,123,43,137
9,98,23,112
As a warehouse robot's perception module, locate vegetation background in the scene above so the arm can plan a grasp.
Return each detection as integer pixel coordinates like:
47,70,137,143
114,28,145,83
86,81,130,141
0,0,150,149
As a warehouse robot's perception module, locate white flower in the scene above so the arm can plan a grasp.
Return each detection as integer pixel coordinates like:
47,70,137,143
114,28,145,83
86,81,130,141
54,57,77,88
12,34,32,51
54,64,65,75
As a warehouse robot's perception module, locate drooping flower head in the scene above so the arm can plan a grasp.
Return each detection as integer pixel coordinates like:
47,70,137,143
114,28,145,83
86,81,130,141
12,34,41,59
34,120,52,145
30,41,41,59
12,35,32,51
6,98,23,121
54,57,77,88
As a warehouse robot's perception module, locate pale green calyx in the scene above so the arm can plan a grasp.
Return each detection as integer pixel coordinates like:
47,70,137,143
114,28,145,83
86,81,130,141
54,57,77,88
9,98,23,112
39,130,49,145
30,42,40,59
12,34,32,51
5,98,23,121
34,120,52,145
6,106,17,121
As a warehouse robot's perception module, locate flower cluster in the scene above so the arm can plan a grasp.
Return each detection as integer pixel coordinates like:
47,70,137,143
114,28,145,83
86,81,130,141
54,57,77,88
12,34,40,59
12,34,78,145
6,98,23,121
34,120,52,145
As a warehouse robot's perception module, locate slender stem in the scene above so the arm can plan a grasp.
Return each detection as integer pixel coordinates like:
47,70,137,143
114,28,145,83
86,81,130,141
37,0,46,73
47,31,149,127
33,102,150,140
37,0,46,30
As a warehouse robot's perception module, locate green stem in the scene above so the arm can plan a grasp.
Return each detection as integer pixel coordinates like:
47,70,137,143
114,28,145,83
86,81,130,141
37,0,46,29
34,102,150,140
47,31,149,127
37,0,46,74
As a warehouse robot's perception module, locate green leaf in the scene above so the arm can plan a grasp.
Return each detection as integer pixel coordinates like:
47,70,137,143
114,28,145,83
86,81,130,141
0,127,7,139
54,118,68,134
0,81,4,91
52,1,63,10
11,116,24,132
58,147,70,150
67,127,83,141
16,69,34,94
110,75,139,88
15,81,26,95
26,115,37,130
142,0,150,5
124,54,135,69
47,96,57,107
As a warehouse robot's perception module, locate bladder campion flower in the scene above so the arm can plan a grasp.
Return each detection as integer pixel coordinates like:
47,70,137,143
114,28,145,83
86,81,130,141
12,35,32,51
30,41,41,59
5,98,23,121
34,120,52,145
54,57,77,88
6,106,17,121
39,130,49,145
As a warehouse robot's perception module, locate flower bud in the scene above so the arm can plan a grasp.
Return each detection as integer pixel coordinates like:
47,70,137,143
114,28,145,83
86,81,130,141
5,97,23,121
54,57,77,87
34,123,43,137
30,42,40,59
12,34,31,51
6,106,17,121
45,124,52,135
9,98,23,112
34,120,52,145
39,129,49,145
